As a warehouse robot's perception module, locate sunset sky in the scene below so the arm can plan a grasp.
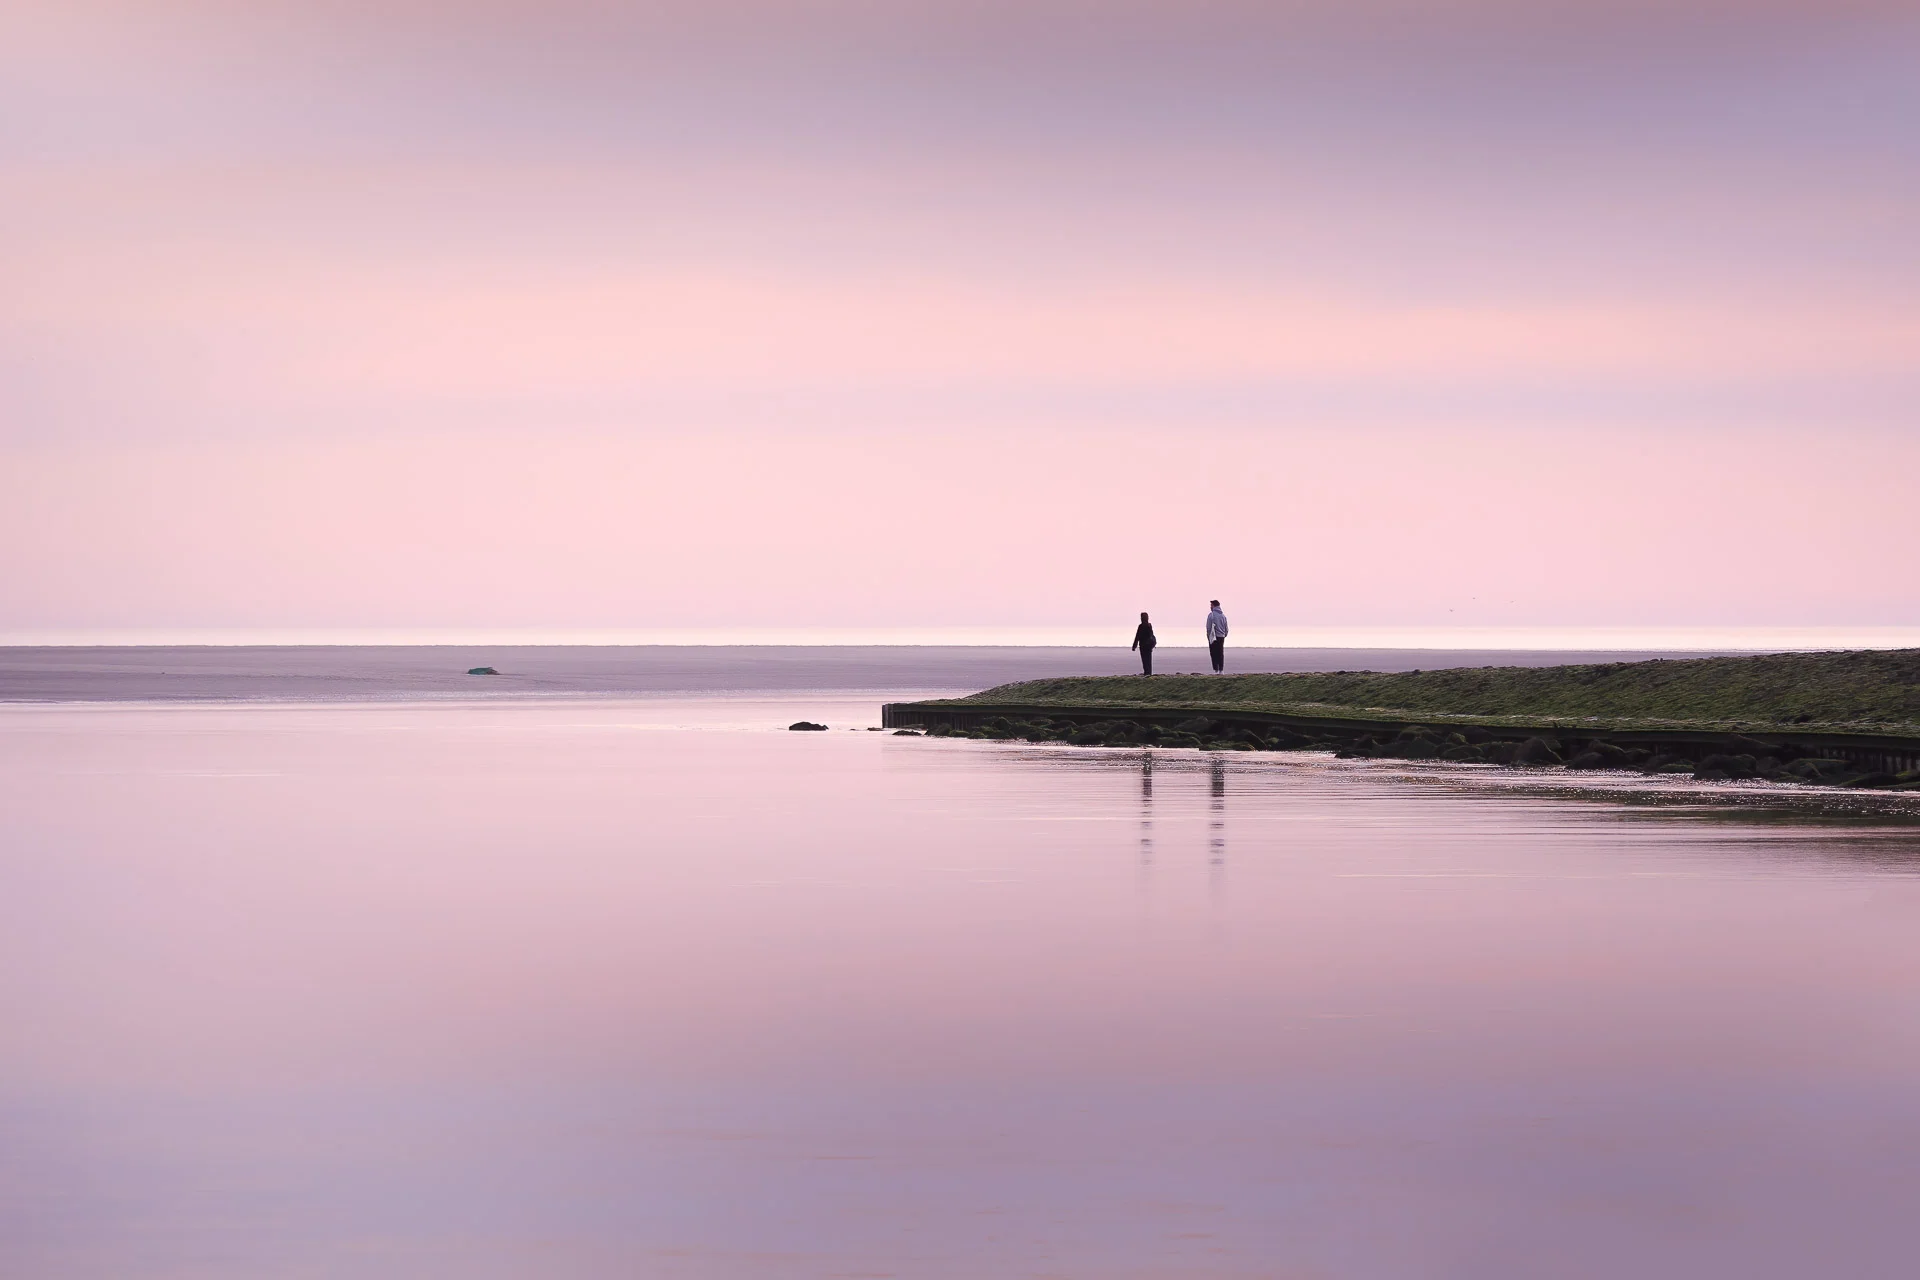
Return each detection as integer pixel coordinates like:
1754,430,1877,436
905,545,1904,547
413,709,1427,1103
4,1,1915,642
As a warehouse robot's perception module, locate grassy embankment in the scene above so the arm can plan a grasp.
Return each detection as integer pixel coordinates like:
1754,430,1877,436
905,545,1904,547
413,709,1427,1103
947,649,1920,738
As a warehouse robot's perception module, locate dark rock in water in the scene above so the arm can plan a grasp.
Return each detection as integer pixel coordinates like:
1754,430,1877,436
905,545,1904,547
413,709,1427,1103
1787,758,1850,780
1656,760,1697,774
1462,726,1492,744
789,721,829,731
1694,753,1759,780
466,666,499,676
1512,737,1563,766
1565,750,1607,770
1441,744,1486,762
1844,772,1901,789
892,729,922,736
1174,717,1216,736
1068,728,1107,745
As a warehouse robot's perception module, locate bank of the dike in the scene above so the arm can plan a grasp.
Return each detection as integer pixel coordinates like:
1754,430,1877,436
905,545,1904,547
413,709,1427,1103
881,649,1920,790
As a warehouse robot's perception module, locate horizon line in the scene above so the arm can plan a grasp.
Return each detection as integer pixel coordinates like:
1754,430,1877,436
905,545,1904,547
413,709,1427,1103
5,626,1919,651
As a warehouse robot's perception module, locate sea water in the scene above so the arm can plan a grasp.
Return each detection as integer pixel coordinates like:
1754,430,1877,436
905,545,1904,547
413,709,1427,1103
4,687,1920,1278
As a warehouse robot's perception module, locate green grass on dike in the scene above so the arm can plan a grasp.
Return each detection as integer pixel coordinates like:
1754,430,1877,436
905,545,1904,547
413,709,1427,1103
945,648,1920,737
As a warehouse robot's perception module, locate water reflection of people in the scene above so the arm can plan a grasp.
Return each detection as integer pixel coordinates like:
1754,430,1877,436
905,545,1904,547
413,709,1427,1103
1209,755,1227,870
1138,752,1155,866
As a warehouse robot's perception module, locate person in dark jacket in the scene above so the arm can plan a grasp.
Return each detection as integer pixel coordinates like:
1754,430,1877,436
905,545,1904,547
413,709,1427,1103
1131,612,1157,675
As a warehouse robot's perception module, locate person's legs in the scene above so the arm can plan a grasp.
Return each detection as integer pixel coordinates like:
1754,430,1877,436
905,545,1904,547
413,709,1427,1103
1209,638,1224,673
1140,646,1153,676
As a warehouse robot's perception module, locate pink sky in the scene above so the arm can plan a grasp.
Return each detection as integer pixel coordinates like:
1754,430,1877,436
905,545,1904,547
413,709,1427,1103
3,1,1915,639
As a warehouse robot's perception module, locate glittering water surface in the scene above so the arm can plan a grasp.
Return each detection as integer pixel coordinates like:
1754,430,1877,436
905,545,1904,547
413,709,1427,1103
4,698,1920,1279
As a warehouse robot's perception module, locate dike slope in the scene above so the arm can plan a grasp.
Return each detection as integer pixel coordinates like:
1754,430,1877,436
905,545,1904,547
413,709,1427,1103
946,648,1920,737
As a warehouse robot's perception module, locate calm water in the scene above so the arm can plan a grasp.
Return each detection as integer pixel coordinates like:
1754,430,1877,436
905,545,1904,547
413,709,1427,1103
0,644,1730,703
5,695,1920,1279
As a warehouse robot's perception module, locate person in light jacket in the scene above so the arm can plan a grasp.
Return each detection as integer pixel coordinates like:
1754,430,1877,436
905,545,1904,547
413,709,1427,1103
1205,600,1229,674
1131,612,1157,676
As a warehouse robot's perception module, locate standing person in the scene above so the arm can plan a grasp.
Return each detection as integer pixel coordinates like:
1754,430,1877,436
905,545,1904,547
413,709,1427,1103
1205,600,1229,674
1131,612,1157,676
